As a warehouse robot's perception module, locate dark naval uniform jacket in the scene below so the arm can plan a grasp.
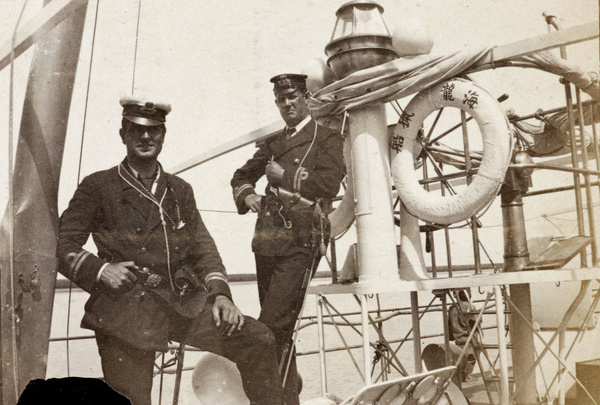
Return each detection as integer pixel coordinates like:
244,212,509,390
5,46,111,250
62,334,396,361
231,119,345,256
57,159,232,351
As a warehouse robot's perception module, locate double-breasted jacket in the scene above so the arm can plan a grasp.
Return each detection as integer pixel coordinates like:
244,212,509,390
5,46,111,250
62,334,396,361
57,159,231,350
231,119,345,256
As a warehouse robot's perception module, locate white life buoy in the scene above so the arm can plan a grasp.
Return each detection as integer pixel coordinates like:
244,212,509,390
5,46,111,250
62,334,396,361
391,78,511,225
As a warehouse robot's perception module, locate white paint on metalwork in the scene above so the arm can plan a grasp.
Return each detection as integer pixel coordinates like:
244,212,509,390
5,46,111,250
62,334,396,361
399,203,429,280
350,104,399,283
328,138,355,238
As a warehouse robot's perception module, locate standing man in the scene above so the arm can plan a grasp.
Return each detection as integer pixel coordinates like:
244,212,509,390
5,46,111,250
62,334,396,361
231,74,345,405
57,96,283,405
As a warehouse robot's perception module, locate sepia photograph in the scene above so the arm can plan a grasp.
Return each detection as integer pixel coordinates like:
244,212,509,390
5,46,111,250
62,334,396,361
1,0,599,404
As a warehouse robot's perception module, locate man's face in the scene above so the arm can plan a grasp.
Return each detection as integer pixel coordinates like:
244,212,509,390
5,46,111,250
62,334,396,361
275,89,310,127
121,122,165,161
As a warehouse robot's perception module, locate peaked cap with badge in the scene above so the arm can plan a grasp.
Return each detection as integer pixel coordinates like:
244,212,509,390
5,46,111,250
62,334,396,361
270,73,308,95
232,73,345,256
120,95,172,126
231,73,346,405
57,96,233,350
56,96,286,405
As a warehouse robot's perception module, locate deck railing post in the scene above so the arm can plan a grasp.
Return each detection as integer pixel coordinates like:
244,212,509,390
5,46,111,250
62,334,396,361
360,294,372,384
316,295,327,395
501,168,538,404
461,110,482,275
494,286,511,405
545,13,589,267
411,292,423,373
575,88,598,265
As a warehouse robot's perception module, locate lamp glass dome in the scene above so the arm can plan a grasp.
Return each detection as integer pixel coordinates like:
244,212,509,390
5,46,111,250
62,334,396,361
325,1,398,79
331,3,390,41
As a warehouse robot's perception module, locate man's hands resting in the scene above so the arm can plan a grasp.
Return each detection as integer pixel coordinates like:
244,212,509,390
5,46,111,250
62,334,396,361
99,262,245,336
212,295,245,336
99,261,138,295
244,194,263,213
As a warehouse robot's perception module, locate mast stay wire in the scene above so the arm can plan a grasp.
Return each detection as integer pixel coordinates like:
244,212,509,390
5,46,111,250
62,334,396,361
67,0,144,375
67,0,102,377
8,0,31,399
63,0,144,378
131,0,143,94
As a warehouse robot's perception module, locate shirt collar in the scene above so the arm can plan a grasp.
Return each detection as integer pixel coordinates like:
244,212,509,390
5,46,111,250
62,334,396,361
286,115,311,137
126,161,162,193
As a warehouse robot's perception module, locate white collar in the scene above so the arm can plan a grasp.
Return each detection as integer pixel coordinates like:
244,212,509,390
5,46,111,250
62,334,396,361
285,115,311,137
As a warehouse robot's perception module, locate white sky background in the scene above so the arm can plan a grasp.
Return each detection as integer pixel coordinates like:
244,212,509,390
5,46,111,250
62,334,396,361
1,0,599,274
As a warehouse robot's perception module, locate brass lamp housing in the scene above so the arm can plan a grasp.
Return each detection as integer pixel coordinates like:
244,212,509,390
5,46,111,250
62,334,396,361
325,0,398,79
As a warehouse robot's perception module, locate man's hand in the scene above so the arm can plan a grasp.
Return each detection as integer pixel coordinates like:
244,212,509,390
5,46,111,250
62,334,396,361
266,161,284,183
212,295,245,336
99,261,138,295
244,193,263,213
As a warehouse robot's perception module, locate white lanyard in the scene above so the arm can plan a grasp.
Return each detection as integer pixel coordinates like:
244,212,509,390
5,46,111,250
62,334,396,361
118,164,176,290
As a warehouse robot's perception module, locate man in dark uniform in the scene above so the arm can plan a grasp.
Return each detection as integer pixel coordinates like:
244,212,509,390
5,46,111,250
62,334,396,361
448,289,481,383
57,96,283,405
231,74,346,405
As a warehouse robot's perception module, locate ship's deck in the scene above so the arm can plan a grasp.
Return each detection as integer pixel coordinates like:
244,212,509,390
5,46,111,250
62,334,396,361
309,267,600,295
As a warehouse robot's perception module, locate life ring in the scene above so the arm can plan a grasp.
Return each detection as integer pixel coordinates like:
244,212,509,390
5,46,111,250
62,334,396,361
391,78,511,225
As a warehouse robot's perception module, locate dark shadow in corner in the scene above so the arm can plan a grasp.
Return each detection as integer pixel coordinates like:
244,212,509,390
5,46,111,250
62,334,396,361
17,377,131,405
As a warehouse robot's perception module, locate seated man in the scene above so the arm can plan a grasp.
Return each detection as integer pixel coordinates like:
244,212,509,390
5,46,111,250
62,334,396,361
57,96,283,405
448,289,480,382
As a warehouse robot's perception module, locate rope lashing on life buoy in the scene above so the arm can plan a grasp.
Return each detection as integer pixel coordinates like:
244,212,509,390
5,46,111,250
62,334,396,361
391,78,512,225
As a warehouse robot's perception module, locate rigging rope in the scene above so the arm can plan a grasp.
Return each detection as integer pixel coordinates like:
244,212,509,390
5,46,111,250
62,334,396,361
8,0,30,398
66,0,102,378
131,0,143,94
65,0,144,373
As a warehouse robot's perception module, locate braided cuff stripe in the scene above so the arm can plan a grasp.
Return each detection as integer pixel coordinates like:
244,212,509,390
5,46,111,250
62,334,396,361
66,250,92,280
204,272,228,286
233,184,254,202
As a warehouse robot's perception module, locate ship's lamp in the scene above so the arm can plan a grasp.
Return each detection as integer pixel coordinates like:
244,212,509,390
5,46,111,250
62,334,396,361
324,0,398,79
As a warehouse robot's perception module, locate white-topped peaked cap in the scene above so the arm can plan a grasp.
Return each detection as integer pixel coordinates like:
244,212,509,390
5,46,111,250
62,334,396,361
120,95,172,126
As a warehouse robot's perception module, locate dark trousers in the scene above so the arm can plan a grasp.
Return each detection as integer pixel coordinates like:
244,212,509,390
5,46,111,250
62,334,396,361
255,252,319,405
96,304,283,405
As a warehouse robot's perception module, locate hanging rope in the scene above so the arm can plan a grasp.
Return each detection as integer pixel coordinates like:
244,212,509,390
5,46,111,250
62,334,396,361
66,0,143,374
67,0,102,377
131,0,143,94
8,0,31,399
